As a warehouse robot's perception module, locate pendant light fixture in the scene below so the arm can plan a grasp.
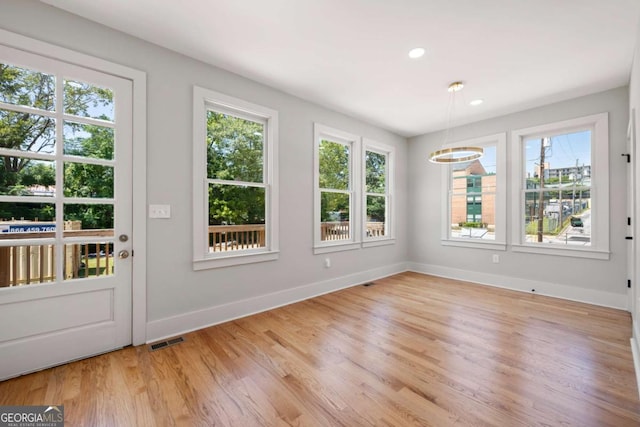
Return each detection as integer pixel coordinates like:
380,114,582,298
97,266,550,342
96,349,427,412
428,81,483,164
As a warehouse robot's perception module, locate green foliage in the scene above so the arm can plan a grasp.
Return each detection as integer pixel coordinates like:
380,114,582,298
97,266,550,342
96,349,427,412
319,140,349,190
318,140,350,221
0,63,114,228
63,123,114,228
365,151,386,221
206,112,265,225
458,221,487,228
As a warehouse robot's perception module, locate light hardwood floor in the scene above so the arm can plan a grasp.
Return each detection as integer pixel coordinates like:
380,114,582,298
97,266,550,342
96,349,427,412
1,272,639,426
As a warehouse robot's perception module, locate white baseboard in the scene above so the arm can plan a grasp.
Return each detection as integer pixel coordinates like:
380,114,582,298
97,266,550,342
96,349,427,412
146,262,408,343
407,262,627,310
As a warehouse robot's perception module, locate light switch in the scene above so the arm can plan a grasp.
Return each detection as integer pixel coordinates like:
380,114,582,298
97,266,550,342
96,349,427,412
149,204,171,219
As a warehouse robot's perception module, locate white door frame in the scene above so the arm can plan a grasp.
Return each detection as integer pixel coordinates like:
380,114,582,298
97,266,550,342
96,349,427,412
0,29,148,345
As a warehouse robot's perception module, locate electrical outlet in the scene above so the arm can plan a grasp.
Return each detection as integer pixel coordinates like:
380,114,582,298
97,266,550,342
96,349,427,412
149,204,171,219
324,258,331,268
492,254,500,263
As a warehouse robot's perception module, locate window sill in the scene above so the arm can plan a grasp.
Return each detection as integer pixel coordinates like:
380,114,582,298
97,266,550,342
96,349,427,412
511,244,609,260
441,239,507,251
313,242,360,254
363,238,396,248
193,250,279,270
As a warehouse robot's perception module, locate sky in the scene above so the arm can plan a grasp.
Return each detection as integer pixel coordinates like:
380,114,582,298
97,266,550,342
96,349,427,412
525,130,591,175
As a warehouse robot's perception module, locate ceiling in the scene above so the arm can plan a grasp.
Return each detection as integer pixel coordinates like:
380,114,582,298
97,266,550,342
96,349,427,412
42,0,640,137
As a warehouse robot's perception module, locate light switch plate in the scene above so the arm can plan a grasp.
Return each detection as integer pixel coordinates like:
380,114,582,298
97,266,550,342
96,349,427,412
149,204,171,219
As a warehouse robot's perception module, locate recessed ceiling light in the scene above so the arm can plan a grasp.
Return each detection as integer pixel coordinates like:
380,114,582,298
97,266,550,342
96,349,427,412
408,47,425,59
470,99,484,106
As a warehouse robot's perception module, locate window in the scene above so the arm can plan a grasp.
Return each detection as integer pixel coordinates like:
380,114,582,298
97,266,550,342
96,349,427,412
314,125,395,253
314,124,360,252
442,133,506,249
363,140,394,245
193,87,278,269
511,113,609,259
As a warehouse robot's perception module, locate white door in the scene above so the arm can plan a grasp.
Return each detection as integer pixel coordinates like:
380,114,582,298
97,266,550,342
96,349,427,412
0,45,133,379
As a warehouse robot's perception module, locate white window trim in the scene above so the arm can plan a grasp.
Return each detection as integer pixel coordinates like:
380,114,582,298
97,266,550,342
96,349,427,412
441,133,507,251
192,86,279,269
363,139,396,248
313,123,361,254
510,113,609,259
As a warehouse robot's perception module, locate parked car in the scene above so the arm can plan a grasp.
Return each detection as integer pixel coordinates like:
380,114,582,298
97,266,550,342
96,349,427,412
570,217,583,227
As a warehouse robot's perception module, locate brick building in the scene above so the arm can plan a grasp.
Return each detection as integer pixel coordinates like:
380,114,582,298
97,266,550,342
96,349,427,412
451,160,496,228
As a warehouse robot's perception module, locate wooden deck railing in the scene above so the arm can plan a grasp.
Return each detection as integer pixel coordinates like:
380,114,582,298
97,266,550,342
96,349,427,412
208,224,266,252
321,221,386,240
1,221,388,286
0,229,115,287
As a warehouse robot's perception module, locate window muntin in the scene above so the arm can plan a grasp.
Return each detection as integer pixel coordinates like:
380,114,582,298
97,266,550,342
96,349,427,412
193,87,278,268
511,113,608,259
522,130,592,246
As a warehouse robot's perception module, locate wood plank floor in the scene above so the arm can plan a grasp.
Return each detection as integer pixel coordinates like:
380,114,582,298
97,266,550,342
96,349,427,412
1,272,639,426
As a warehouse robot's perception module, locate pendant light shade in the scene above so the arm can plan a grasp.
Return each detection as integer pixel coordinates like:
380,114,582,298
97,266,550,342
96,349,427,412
428,146,483,163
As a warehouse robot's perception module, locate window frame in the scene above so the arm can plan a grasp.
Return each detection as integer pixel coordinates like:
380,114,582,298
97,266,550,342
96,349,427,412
192,86,279,269
362,139,395,247
510,113,609,259
441,133,507,250
313,123,361,254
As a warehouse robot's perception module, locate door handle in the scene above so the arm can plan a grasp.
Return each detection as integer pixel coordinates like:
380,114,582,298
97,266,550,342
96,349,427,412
118,250,130,259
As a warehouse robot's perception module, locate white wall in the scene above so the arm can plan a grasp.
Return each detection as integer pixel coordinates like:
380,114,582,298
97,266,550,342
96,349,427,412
408,87,630,308
0,1,408,340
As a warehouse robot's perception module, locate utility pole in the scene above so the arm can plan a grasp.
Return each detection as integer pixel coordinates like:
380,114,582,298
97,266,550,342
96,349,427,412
537,138,546,242
572,158,578,214
558,170,563,233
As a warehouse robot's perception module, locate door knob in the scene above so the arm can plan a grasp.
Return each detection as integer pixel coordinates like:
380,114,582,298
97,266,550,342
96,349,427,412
118,250,130,259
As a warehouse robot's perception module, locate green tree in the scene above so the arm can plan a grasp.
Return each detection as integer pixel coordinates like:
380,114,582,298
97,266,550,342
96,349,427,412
0,64,55,190
206,112,265,225
0,63,113,226
63,123,114,229
319,140,350,221
365,151,386,222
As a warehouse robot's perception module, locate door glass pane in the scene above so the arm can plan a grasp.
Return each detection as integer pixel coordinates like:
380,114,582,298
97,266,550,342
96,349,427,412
64,242,114,281
366,195,386,237
206,111,264,183
64,79,114,122
0,201,56,288
320,191,350,241
0,109,56,154
0,244,56,287
63,204,114,237
63,162,114,198
365,151,386,193
319,140,349,190
63,121,114,160
0,158,55,197
0,202,55,237
0,63,55,111
208,183,265,252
